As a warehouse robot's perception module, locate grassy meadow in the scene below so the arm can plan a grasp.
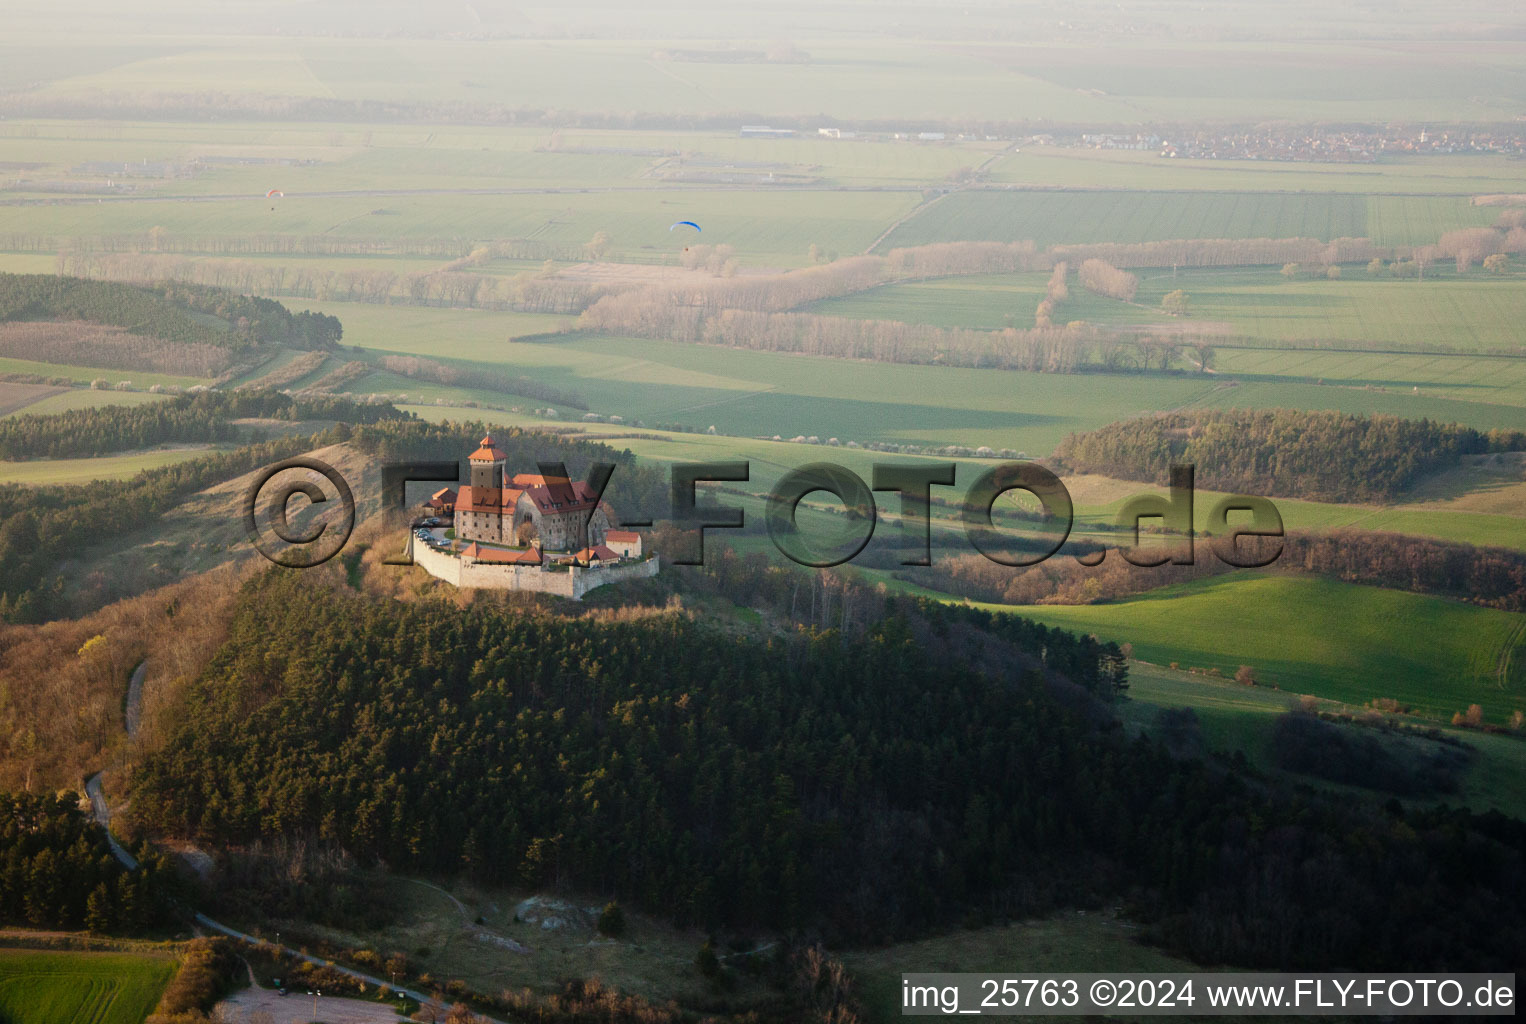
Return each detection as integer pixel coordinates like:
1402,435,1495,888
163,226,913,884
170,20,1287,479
1008,574,1526,723
0,948,174,1024
1122,661,1526,821
0,447,216,485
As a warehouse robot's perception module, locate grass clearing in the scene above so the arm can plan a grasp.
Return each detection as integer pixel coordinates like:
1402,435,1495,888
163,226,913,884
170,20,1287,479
1123,661,1526,820
0,447,218,485
262,876,749,1009
0,948,175,1024
1005,574,1526,723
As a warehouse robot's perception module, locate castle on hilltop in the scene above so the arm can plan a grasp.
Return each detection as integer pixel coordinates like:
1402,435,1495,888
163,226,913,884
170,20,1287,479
411,434,655,599
457,433,613,551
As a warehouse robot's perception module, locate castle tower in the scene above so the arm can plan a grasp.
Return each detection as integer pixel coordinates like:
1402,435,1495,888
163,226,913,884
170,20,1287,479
468,434,507,505
460,434,509,543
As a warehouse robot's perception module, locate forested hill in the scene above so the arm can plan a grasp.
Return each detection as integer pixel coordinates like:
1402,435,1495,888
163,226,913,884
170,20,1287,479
0,274,342,350
1055,408,1526,503
130,567,1526,967
0,389,402,461
0,416,666,624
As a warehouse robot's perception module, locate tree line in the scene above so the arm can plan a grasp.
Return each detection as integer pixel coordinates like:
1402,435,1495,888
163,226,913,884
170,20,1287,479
904,529,1526,613
0,791,177,934
127,564,1526,968
1034,260,1068,327
0,390,406,461
1054,408,1526,503
0,321,232,379
232,350,328,391
0,274,342,351
1078,257,1138,301
58,251,617,317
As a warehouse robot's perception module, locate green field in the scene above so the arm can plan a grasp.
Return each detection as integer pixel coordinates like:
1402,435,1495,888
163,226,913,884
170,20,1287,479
1,389,172,419
0,949,175,1024
1007,574,1526,723
308,299,1526,452
8,9,1523,124
0,356,208,390
1074,265,1526,353
1207,349,1526,407
1123,661,1526,820
0,187,915,268
1061,469,1526,553
804,273,1052,328
0,447,216,485
808,270,1526,393
989,147,1526,196
882,190,1494,250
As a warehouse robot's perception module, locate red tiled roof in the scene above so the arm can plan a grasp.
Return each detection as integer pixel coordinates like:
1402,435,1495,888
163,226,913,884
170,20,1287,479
463,542,542,564
526,480,600,514
468,434,507,462
431,487,458,501
573,544,620,563
456,484,523,514
605,530,640,543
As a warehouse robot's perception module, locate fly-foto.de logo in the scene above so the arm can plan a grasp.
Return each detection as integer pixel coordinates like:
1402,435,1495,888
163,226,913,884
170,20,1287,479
245,454,1283,573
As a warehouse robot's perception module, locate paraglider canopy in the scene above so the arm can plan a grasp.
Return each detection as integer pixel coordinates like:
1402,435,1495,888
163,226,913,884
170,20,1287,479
266,189,284,198
669,220,700,232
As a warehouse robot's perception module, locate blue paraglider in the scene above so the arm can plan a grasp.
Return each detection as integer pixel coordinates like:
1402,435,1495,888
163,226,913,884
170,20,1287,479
669,220,701,232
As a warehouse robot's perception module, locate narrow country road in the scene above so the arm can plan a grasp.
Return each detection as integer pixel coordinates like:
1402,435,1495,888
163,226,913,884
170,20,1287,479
84,772,137,871
85,727,515,1022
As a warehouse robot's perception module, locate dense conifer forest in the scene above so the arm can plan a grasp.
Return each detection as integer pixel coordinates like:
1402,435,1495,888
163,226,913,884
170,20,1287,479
0,390,403,461
0,791,177,933
0,274,342,350
1055,409,1526,503
129,566,1526,968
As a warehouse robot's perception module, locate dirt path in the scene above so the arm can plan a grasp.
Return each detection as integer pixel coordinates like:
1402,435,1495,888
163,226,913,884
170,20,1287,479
399,877,471,923
865,189,951,254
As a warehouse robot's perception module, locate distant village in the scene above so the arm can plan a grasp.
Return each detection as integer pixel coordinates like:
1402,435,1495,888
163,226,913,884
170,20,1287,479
736,122,1526,163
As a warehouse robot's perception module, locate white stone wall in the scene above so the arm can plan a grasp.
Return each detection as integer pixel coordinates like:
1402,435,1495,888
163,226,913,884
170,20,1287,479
412,538,462,586
412,538,658,600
